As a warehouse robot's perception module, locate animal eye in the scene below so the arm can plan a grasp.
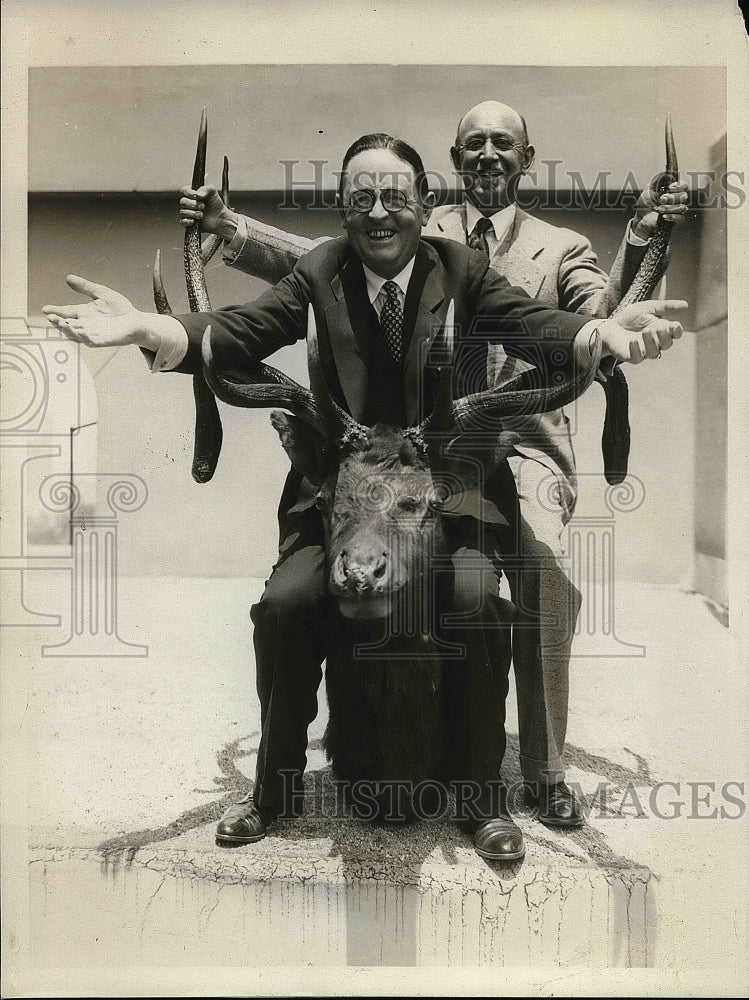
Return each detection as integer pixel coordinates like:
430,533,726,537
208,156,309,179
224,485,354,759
397,496,422,512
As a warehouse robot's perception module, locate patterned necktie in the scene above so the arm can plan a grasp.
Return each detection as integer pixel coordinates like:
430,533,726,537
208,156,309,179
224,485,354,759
468,216,493,259
379,280,404,362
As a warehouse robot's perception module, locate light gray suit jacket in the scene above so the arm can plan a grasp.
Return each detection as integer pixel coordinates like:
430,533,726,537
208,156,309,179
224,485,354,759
423,205,647,508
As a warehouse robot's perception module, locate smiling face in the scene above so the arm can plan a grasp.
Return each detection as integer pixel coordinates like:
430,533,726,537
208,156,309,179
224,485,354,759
450,101,535,214
339,149,434,278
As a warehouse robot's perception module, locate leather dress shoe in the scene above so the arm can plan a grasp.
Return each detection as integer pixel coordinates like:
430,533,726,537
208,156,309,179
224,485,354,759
216,797,268,845
471,816,525,861
528,781,584,828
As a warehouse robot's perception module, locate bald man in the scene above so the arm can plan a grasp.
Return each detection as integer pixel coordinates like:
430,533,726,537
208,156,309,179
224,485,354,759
178,102,688,828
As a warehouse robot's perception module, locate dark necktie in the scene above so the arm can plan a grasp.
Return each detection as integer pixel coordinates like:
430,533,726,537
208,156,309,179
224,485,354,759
468,216,493,259
379,280,404,362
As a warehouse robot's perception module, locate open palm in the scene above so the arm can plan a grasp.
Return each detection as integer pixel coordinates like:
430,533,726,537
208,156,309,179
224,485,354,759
42,275,141,347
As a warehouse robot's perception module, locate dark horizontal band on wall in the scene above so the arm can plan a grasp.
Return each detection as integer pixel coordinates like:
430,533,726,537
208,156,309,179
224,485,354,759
27,189,709,211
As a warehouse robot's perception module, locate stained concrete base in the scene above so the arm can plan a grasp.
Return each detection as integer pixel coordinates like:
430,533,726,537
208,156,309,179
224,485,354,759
3,575,748,994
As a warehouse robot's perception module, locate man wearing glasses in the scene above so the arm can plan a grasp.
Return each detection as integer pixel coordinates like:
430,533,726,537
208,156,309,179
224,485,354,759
46,134,686,861
179,102,688,831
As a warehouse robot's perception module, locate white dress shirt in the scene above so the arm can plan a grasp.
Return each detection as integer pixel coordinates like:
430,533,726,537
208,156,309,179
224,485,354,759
361,258,415,319
465,201,517,255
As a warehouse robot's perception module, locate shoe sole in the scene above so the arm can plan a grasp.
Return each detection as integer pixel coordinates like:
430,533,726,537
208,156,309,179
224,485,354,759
474,845,526,862
215,832,266,845
538,815,585,829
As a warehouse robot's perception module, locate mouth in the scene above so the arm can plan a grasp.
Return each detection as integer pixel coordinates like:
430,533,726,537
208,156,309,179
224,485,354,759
337,595,390,619
367,229,397,242
476,169,505,184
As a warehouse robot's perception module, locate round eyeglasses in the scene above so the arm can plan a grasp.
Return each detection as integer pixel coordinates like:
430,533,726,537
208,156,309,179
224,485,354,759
344,188,412,214
455,135,527,155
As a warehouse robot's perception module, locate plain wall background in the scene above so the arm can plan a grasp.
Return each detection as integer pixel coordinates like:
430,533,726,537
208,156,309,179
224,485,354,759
27,64,725,583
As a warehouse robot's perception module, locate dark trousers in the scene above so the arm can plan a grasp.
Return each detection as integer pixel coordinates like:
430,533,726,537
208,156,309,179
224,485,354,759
250,506,513,819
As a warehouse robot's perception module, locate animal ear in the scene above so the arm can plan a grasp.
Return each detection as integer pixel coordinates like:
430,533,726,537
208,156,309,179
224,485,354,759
269,411,328,484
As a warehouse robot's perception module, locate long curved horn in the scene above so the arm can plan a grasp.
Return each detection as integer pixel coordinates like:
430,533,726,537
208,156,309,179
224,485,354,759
616,112,679,310
153,249,172,315
412,299,595,440
599,114,680,485
306,304,369,445
449,359,594,427
201,156,232,266
201,324,327,435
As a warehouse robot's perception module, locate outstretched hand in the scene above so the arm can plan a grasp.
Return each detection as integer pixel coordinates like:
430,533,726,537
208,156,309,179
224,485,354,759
42,275,143,348
600,299,687,364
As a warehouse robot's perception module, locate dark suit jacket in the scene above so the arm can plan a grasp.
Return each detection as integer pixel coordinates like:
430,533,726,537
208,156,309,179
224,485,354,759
175,236,597,431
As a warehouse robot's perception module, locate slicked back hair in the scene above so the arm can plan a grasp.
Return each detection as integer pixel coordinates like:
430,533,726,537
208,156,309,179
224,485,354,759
338,133,431,204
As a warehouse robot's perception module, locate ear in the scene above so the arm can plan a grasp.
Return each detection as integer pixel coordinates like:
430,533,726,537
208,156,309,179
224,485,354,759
522,144,536,173
269,411,328,485
336,192,348,229
421,189,436,225
449,145,461,173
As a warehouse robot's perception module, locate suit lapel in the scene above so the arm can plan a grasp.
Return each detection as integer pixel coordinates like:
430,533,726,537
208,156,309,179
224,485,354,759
325,252,371,421
496,209,548,299
435,205,468,245
402,243,446,425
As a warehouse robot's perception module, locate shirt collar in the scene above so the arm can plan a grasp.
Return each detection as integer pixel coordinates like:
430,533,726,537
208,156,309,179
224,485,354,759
465,201,517,245
362,256,416,305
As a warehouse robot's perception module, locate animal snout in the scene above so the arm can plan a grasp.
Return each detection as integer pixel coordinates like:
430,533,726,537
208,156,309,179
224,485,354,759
334,548,389,595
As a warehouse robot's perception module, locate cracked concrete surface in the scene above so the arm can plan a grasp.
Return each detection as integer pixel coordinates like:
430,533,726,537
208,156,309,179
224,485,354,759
6,575,749,984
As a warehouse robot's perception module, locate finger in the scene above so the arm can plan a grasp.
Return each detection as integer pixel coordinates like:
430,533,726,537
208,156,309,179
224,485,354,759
658,204,688,224
179,196,204,210
41,304,83,319
656,203,687,214
641,330,661,360
179,208,204,221
65,275,112,300
41,311,65,328
639,299,688,317
656,196,687,210
628,337,645,365
669,181,689,193
195,185,216,199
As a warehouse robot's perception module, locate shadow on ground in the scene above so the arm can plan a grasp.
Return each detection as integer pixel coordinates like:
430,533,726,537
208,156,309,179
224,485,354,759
97,731,652,875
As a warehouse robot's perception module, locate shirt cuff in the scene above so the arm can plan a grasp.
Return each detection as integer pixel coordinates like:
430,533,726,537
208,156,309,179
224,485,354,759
626,217,650,247
574,319,602,368
147,324,189,372
577,319,620,382
222,213,249,261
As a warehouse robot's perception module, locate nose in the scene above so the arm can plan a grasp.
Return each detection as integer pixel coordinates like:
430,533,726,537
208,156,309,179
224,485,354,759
368,195,389,221
478,139,500,163
335,548,389,594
